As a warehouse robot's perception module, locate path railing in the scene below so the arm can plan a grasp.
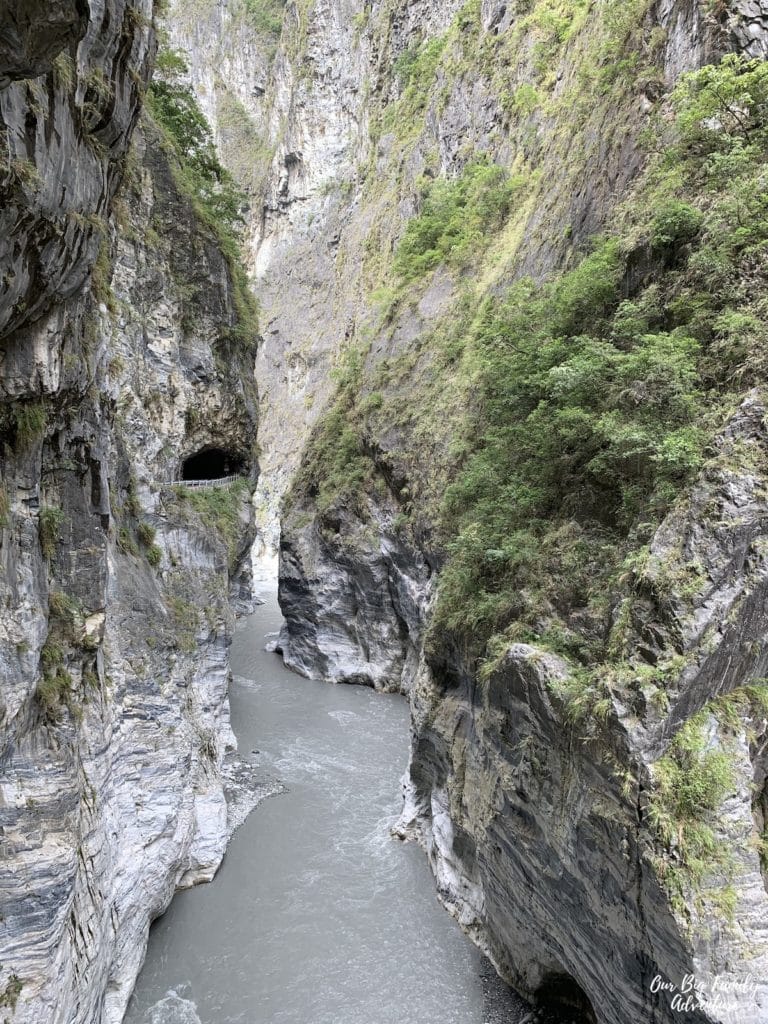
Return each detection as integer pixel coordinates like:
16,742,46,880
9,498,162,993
167,474,243,490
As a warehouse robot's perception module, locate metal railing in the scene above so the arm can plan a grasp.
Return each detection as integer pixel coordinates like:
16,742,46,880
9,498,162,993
167,474,243,490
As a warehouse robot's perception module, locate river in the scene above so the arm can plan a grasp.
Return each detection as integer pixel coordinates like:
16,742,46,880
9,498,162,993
124,592,540,1024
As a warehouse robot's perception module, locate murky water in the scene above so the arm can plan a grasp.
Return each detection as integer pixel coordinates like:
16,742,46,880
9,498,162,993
124,591,529,1024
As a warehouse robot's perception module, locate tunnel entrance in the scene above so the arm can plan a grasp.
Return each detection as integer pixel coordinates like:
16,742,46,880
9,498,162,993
181,447,244,482
536,972,597,1023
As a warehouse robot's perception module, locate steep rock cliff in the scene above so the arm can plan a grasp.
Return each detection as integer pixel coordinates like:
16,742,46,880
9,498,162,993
263,0,746,686
0,4,260,1021
167,1,768,1022
173,0,768,567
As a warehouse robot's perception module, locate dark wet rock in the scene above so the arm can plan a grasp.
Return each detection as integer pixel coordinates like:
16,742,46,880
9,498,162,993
0,0,89,83
0,6,259,1022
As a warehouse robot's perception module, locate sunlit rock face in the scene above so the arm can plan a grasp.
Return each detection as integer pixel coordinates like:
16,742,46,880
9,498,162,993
168,1,768,1023
0,4,259,1021
170,0,757,565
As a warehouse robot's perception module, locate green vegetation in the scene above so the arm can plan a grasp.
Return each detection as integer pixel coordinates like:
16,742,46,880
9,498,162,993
79,66,114,140
8,157,41,190
393,37,447,98
394,161,524,282
37,666,73,717
240,0,286,36
648,711,737,917
648,714,735,868
168,595,200,652
37,589,104,718
0,973,22,1011
37,639,73,718
670,53,768,153
117,525,138,556
48,591,82,637
146,543,163,567
0,484,9,529
81,66,112,103
712,682,768,729
147,47,259,348
12,403,46,450
427,54,768,656
434,245,704,642
292,347,373,516
217,91,274,194
91,234,117,312
118,504,162,568
52,51,76,92
149,49,245,235
170,479,250,567
136,522,156,547
39,506,66,561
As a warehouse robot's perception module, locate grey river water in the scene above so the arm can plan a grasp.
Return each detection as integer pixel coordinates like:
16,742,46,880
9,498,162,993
124,592,536,1024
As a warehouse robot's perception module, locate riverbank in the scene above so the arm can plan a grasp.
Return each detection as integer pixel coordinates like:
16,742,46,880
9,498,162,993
125,592,535,1024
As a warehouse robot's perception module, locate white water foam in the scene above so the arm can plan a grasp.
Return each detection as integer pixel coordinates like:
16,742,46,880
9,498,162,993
327,709,361,727
143,991,202,1024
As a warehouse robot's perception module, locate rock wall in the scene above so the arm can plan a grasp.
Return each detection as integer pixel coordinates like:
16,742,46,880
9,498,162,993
192,1,768,1022
276,497,429,691
173,0,768,562
160,1,768,1022
246,0,741,684
392,398,768,1024
169,0,475,561
0,4,260,1021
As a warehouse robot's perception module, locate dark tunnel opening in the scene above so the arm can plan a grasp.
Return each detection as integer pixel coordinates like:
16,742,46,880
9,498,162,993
181,447,245,481
535,972,597,1023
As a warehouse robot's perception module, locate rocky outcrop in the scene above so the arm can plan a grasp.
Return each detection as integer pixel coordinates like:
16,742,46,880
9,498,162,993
173,0,760,567
394,396,768,1024
0,0,153,340
0,0,89,83
276,498,429,693
730,0,768,57
0,4,260,1021
276,389,768,1024
243,2,768,1023
168,0,477,558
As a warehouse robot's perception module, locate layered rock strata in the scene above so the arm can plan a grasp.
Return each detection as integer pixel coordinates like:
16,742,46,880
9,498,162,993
0,4,260,1021
228,1,768,1022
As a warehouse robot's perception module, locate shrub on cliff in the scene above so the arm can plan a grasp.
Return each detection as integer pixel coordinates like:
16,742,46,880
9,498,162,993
147,46,259,348
394,160,524,281
434,251,705,641
428,54,768,653
148,49,245,235
241,0,286,37
671,53,768,157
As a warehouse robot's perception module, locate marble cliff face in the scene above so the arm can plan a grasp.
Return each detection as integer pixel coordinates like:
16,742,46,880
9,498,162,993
174,1,768,1022
3,0,768,1022
0,2,259,1021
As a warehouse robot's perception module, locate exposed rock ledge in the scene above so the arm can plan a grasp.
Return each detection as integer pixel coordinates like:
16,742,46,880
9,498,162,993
276,501,430,694
0,4,260,1018
279,399,768,1024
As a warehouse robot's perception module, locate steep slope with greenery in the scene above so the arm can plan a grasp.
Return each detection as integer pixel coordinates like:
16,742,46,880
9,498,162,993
251,2,768,1021
0,5,261,1022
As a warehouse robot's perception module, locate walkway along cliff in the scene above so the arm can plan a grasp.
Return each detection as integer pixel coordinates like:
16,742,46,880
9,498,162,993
0,2,259,1021
173,1,768,1022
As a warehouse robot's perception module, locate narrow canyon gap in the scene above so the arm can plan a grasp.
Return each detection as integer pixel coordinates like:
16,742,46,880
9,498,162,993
2,2,768,1024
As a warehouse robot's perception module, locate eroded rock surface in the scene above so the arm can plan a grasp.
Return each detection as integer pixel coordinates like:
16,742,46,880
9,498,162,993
251,3,768,1024
0,4,259,1021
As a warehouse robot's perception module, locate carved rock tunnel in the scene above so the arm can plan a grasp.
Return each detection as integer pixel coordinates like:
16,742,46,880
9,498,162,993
181,446,246,481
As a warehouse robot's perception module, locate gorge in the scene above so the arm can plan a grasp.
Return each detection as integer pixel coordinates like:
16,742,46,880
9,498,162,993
2,1,768,1024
